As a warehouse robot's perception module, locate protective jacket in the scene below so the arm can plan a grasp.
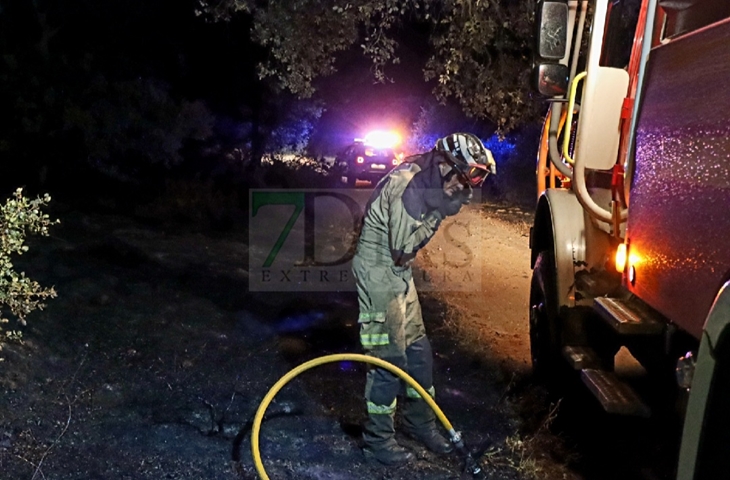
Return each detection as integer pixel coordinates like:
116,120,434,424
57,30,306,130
352,149,466,451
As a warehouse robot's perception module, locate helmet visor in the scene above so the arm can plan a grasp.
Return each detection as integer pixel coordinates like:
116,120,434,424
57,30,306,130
457,164,490,186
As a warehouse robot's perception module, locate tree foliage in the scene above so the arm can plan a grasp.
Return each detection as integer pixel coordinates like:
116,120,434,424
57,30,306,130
63,77,215,177
198,0,543,132
406,101,494,153
0,0,218,194
265,100,324,155
0,189,58,351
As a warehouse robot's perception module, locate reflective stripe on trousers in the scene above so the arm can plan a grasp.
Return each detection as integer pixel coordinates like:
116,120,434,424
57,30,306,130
406,385,435,399
367,398,397,415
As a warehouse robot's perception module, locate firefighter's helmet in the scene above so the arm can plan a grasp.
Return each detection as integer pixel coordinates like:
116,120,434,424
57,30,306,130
436,133,496,186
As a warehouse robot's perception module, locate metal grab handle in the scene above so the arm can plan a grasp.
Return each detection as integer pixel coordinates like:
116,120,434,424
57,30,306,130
562,71,587,165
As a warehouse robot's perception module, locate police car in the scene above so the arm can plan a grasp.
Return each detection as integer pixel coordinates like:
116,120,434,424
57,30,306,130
336,131,402,187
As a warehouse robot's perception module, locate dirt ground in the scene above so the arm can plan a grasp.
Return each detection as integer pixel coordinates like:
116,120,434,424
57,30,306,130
0,196,671,480
421,203,533,374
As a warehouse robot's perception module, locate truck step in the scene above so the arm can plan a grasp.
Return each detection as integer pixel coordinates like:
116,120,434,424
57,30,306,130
562,345,603,370
581,368,651,417
593,297,665,335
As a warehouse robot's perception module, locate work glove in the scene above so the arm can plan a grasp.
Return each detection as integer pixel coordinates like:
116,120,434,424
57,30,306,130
438,186,472,217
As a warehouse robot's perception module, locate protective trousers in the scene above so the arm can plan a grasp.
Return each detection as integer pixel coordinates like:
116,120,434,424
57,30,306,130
353,257,438,450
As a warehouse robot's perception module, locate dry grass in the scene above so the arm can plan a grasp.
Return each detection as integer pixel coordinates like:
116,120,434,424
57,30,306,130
481,400,562,478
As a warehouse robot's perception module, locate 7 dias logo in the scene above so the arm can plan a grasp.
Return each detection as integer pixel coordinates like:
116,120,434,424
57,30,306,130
249,189,483,292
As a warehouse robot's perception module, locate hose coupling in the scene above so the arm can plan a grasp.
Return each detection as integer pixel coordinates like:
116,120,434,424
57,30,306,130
448,429,484,478
449,429,464,449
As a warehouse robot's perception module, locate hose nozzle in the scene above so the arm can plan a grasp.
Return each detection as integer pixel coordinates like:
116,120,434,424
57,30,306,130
449,430,484,478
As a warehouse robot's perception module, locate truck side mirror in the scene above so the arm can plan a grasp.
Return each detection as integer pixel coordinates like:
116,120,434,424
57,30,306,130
536,0,569,60
533,63,569,97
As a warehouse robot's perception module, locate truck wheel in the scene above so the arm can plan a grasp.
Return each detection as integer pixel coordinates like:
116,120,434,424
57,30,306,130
530,250,564,385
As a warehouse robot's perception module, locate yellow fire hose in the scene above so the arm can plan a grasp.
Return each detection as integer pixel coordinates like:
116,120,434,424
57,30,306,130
251,353,483,479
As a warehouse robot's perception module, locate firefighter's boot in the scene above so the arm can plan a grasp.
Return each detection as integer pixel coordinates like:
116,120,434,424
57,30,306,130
362,412,414,466
402,399,453,454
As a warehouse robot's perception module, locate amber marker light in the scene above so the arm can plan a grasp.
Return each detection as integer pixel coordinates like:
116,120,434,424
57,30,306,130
629,265,637,286
625,246,641,286
615,243,627,272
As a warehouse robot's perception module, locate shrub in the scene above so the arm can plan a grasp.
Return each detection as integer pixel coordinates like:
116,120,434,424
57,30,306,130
261,155,335,188
0,188,59,352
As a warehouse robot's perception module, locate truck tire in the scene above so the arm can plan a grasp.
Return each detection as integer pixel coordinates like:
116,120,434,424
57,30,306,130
529,250,564,385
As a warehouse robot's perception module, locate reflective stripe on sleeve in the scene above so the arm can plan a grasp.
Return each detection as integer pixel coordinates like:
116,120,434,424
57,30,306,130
406,385,436,399
360,333,390,347
358,312,386,323
367,399,397,415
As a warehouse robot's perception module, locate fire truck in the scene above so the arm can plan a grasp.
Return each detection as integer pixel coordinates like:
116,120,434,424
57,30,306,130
530,0,730,477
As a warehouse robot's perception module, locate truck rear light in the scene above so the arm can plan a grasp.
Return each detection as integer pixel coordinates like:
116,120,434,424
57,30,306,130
392,158,399,165
356,156,364,164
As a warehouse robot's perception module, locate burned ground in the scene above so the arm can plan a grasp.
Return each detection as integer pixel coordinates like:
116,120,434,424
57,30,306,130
0,199,678,480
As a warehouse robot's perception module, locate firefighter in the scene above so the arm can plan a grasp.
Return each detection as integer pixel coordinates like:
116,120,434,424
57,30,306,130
353,133,496,465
